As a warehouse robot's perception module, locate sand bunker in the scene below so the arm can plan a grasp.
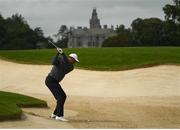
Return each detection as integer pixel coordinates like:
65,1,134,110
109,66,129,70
0,59,180,128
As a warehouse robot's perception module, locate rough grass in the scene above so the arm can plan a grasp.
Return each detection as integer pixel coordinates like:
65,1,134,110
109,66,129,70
0,91,47,121
0,47,180,71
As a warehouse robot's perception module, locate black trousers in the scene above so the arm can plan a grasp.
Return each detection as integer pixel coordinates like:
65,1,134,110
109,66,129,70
45,75,66,117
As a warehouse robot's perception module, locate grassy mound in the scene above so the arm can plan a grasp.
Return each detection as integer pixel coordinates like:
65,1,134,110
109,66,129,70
0,47,180,71
0,91,47,121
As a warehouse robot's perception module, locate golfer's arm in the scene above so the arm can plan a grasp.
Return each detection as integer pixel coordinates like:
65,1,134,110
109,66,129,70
62,53,74,73
52,53,60,65
62,53,69,65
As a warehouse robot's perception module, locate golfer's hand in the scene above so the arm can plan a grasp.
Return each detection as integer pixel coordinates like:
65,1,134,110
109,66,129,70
57,48,63,54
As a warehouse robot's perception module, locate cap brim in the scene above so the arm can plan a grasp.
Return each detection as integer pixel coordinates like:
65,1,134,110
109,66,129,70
75,59,79,63
71,57,79,63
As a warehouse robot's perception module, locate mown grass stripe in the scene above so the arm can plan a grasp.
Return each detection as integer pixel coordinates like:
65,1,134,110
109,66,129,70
0,91,47,121
0,47,180,71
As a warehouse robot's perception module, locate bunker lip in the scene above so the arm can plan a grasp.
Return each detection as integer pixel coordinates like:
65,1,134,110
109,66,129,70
0,59,180,128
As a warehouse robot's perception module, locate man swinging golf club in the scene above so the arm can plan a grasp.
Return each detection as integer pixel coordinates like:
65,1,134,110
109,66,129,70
45,45,79,122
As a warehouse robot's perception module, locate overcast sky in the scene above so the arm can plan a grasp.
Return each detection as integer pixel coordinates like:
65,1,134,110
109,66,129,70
0,0,172,38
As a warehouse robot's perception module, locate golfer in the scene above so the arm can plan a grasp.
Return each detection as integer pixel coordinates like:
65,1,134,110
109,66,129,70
45,47,79,121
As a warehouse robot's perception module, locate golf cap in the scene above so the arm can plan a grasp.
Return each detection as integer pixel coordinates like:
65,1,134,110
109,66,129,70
69,53,79,62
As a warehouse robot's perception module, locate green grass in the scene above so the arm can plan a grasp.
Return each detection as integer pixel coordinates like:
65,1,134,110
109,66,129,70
0,91,47,121
0,47,180,71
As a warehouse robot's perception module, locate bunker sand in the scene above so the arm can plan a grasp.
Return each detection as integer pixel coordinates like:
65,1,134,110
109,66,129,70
0,59,180,128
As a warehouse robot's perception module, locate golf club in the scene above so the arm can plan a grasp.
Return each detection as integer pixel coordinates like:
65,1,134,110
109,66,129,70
48,40,59,49
48,40,63,53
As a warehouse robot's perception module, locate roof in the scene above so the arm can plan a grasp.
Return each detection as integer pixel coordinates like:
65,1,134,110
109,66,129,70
71,28,116,37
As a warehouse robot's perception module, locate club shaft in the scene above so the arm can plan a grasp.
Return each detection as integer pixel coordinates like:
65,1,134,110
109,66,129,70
48,40,58,48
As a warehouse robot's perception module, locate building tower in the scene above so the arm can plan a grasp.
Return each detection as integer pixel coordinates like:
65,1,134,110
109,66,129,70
90,8,101,29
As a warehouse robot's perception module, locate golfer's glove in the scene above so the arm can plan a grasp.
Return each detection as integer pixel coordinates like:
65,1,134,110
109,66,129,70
57,48,63,54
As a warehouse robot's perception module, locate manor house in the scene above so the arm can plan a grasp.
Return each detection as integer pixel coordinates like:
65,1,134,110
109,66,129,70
68,8,116,48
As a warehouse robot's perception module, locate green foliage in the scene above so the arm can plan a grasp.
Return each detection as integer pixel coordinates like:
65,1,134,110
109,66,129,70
163,0,180,24
0,13,49,50
131,18,165,45
116,25,131,35
1,0,180,49
0,91,47,121
163,0,180,44
0,48,180,71
103,25,132,47
103,0,180,47
103,35,130,47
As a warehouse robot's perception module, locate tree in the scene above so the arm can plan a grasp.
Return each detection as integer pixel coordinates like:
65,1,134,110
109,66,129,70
0,13,50,50
34,27,44,37
163,0,180,45
116,25,125,34
54,25,68,40
116,25,131,36
102,24,131,47
163,0,180,24
0,14,6,48
102,35,130,47
54,25,69,48
131,18,164,46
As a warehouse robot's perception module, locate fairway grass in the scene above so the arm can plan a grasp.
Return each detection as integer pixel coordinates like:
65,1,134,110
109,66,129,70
0,91,47,121
0,47,180,71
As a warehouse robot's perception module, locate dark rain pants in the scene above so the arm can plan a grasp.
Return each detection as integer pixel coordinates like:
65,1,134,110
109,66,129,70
45,75,66,117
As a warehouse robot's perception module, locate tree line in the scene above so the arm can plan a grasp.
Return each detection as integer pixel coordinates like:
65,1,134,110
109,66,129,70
0,14,54,50
0,0,179,50
103,0,180,47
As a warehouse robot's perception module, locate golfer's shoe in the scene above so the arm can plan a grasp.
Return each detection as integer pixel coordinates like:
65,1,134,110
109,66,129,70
50,114,56,119
55,116,69,122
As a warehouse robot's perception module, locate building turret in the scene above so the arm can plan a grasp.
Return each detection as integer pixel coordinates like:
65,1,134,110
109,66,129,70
68,8,117,48
90,8,101,29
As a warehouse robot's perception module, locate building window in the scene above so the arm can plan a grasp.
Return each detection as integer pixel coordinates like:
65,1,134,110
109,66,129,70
93,42,96,47
88,42,91,47
95,42,99,47
77,42,82,47
96,36,99,47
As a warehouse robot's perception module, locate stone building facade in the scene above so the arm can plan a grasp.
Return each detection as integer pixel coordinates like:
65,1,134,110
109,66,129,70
68,8,116,48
